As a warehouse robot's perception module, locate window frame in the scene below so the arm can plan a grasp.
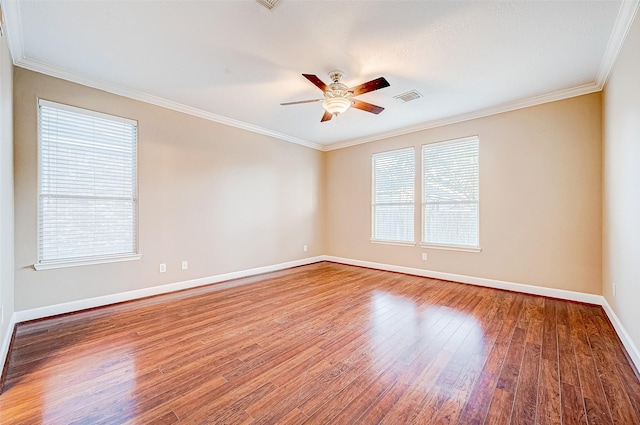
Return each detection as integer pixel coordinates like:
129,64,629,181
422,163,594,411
35,99,141,270
370,146,416,245
420,136,481,252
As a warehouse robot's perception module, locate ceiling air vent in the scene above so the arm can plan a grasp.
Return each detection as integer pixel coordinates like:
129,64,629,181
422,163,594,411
256,0,281,10
394,90,423,103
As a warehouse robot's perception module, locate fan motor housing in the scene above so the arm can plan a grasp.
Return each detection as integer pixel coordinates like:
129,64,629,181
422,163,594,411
328,70,344,83
325,82,351,99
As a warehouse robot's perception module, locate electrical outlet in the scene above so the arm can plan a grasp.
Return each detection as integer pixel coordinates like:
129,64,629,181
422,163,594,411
159,263,167,273
421,253,428,261
303,245,308,252
613,282,617,297
181,260,188,270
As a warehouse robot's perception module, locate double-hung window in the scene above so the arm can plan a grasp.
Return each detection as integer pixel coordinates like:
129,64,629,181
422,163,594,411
422,136,479,249
371,147,415,243
36,100,139,269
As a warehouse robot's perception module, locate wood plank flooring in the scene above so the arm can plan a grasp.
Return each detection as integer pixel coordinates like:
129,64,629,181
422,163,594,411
1,262,639,424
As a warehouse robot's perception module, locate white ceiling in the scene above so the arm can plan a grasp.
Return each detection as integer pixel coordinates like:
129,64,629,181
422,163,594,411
3,0,638,150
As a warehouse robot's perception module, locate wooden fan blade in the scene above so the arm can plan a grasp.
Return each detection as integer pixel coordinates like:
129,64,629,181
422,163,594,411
280,99,322,106
303,74,328,92
352,99,385,114
321,110,333,122
349,77,390,96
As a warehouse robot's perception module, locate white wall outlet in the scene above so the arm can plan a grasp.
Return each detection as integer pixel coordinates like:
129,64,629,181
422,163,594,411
181,260,188,270
421,253,428,261
303,245,308,252
159,263,167,273
613,282,617,297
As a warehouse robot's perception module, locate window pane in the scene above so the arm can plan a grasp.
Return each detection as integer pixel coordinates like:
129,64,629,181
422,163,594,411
372,147,415,242
40,197,136,261
38,100,138,263
373,204,414,242
423,202,478,246
422,138,479,247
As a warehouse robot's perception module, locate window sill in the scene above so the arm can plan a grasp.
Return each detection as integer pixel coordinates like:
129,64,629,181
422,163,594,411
34,254,142,271
420,244,482,253
370,239,416,247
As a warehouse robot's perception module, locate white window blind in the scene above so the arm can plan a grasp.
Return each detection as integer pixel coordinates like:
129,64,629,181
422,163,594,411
422,137,479,248
371,147,415,243
38,100,138,266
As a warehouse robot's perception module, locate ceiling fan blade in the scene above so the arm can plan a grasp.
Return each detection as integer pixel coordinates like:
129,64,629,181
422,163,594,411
352,99,385,114
350,77,390,96
280,99,322,106
321,110,333,122
303,74,328,92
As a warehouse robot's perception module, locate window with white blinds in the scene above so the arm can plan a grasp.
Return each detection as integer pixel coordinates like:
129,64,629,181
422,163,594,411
37,100,138,267
371,147,415,243
422,137,479,248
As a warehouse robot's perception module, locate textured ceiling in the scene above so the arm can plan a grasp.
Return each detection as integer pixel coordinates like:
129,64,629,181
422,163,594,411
3,0,637,149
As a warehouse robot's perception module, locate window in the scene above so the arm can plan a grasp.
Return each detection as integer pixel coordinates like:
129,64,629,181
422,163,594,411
37,100,139,269
371,147,415,243
422,136,479,249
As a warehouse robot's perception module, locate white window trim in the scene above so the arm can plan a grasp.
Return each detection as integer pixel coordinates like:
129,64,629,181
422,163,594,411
35,99,140,270
420,243,482,253
34,254,142,271
421,135,480,250
371,239,417,247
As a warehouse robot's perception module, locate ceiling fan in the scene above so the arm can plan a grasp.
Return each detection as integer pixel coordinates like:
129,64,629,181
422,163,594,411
281,71,390,122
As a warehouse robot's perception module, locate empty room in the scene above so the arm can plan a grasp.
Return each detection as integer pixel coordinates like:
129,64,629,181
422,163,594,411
1,0,640,424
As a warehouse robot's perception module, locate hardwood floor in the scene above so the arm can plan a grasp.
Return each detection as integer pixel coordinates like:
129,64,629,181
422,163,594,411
1,262,639,424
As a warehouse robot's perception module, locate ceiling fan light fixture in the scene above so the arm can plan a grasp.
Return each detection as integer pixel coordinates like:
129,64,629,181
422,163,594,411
322,96,352,115
282,71,389,121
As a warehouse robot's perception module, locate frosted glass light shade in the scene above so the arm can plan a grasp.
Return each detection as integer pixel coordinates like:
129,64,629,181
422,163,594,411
322,97,352,115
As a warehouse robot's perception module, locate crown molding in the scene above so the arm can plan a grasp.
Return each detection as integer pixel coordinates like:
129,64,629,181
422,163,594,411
319,0,640,152
3,0,638,153
595,0,640,88
10,55,606,154
0,0,25,64
1,0,323,150
323,82,601,151
15,58,324,151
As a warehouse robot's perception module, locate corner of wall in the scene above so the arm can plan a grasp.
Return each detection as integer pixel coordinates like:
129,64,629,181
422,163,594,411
601,3,640,370
319,149,329,255
0,20,16,386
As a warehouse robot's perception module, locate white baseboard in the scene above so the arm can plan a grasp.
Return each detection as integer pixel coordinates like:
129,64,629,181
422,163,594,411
323,256,603,304
14,256,325,323
324,255,640,373
5,254,640,378
1,313,17,385
600,298,640,373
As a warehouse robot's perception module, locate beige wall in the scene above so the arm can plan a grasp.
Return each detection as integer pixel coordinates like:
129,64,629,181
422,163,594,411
8,62,609,312
603,13,640,351
0,22,14,356
326,94,602,294
13,68,324,311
